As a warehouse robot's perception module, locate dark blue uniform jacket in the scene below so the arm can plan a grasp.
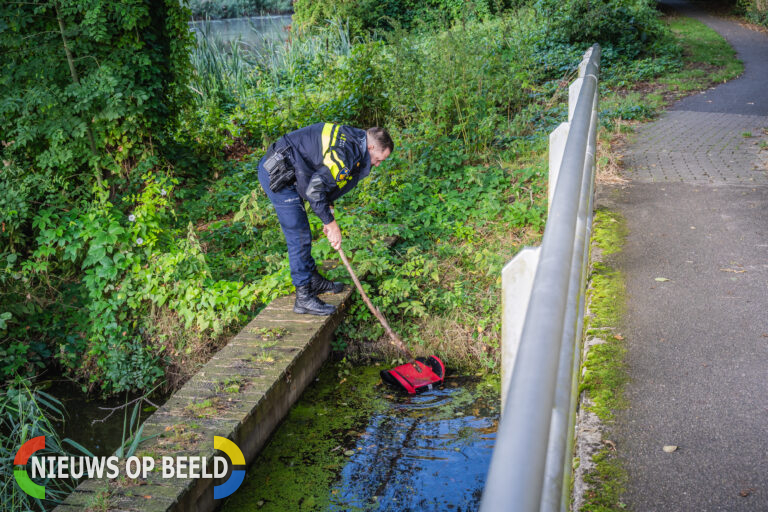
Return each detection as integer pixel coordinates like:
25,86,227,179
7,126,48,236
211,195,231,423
271,123,371,225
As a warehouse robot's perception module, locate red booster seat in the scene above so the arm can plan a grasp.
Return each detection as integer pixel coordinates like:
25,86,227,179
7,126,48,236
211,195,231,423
380,356,445,394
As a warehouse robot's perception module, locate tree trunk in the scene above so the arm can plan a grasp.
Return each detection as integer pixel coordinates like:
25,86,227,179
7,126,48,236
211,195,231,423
55,1,103,187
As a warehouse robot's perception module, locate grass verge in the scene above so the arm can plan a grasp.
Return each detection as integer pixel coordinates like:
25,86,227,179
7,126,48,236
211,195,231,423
661,13,744,89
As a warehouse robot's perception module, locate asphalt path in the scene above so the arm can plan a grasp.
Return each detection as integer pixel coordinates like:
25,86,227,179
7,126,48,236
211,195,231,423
666,0,768,116
603,1,768,510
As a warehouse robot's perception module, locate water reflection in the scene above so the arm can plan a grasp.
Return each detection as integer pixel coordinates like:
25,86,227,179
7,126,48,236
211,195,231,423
189,15,292,49
329,382,497,511
222,365,499,512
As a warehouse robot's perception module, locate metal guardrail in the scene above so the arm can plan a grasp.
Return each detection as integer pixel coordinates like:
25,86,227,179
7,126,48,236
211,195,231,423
480,44,601,512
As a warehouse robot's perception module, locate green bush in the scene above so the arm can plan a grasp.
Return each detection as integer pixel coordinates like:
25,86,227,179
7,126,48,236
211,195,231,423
379,16,540,152
293,0,514,37
534,0,666,58
0,0,196,268
733,0,768,26
1,169,294,394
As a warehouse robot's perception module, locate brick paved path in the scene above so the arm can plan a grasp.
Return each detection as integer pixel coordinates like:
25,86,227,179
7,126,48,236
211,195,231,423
604,1,768,510
624,111,768,184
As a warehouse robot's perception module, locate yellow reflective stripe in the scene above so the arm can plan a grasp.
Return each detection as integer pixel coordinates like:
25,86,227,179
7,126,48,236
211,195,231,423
321,123,350,187
321,123,333,154
329,123,339,147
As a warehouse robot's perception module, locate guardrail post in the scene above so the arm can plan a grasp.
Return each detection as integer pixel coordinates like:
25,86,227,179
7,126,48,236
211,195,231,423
548,123,569,211
501,246,540,414
480,43,600,512
568,78,584,122
578,47,594,78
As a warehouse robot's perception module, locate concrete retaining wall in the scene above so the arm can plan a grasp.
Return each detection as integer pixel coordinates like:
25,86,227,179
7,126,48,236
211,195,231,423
54,241,392,511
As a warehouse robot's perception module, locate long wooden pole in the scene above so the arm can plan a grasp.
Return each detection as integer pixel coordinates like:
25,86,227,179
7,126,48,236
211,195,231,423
337,248,412,359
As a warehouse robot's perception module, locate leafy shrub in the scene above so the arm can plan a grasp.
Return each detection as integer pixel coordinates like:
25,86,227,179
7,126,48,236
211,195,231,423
733,0,768,26
2,169,295,394
534,0,666,59
379,16,540,152
293,0,515,37
0,0,194,195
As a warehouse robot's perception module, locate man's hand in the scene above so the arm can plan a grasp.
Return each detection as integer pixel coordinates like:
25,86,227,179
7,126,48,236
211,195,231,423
323,220,342,251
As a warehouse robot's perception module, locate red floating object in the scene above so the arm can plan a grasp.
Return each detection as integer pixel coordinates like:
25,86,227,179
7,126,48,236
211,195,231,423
381,356,445,394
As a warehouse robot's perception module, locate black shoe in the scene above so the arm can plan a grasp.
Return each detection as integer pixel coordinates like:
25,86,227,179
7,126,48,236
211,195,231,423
310,270,345,295
294,285,336,316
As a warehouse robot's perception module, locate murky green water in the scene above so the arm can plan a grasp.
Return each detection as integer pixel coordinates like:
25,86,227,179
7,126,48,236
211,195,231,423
189,15,292,49
42,380,163,457
221,361,500,512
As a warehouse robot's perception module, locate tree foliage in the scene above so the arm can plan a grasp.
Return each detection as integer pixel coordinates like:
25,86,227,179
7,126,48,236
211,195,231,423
0,0,675,394
292,0,516,37
0,0,196,393
0,0,194,248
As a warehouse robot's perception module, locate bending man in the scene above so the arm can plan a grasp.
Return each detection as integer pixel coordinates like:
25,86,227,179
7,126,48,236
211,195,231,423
258,123,393,316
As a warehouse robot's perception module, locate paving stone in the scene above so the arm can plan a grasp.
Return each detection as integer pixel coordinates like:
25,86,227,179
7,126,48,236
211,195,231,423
624,110,768,184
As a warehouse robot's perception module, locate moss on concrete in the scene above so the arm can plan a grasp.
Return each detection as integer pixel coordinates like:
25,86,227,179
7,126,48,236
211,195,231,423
582,210,628,421
578,209,629,512
591,210,629,258
582,448,628,512
184,398,221,418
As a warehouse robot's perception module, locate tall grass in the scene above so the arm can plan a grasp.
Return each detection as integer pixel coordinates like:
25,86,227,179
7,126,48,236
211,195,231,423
0,383,93,511
1,381,161,510
188,0,292,20
188,18,353,104
252,19,352,89
189,22,255,102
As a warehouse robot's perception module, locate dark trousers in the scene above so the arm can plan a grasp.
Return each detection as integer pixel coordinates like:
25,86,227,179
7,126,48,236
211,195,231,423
258,156,316,287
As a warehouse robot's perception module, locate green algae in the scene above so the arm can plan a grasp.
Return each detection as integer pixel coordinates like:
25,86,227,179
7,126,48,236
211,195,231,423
221,361,500,512
222,363,389,511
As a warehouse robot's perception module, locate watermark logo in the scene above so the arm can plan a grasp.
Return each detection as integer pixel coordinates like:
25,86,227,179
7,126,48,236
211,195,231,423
213,436,245,499
13,435,246,500
14,436,46,499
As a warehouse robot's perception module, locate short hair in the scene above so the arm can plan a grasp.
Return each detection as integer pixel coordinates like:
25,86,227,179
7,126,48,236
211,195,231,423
366,127,394,153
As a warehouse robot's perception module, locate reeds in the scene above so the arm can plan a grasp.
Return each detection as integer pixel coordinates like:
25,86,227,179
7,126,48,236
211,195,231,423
0,381,159,511
188,0,292,20
0,383,91,511
188,17,353,104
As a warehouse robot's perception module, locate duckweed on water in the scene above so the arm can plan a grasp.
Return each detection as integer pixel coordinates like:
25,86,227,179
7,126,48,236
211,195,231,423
221,361,500,511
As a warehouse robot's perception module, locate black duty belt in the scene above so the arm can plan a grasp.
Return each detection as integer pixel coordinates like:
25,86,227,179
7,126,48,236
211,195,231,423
264,142,295,193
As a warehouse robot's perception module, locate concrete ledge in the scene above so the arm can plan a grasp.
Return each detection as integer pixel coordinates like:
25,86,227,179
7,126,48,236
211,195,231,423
54,239,394,512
